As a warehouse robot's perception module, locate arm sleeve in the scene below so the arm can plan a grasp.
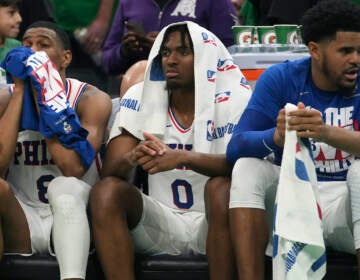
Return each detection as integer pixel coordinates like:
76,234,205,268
226,63,289,165
226,108,282,165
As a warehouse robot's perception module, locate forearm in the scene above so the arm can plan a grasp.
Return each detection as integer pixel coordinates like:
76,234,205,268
100,150,135,179
46,138,86,177
226,128,281,165
94,0,115,25
0,89,23,173
322,125,360,157
179,151,232,177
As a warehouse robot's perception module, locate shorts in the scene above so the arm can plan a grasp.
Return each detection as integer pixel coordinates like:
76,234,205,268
14,194,53,255
131,193,207,255
230,157,355,255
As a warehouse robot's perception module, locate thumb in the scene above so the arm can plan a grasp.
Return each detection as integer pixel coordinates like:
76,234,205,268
297,102,306,109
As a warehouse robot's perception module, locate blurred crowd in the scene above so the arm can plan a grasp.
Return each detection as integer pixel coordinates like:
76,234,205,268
2,0,347,98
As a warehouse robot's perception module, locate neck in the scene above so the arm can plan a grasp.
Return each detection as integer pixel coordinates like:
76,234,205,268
169,90,195,128
170,89,194,112
311,63,334,91
59,70,67,86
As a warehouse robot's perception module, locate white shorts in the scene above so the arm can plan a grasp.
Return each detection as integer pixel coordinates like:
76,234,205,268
230,157,355,254
131,193,207,255
13,194,53,255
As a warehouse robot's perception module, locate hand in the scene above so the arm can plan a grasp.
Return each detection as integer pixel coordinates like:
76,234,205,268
133,132,181,174
82,19,108,54
121,31,158,56
274,108,286,147
121,31,142,57
128,131,166,166
287,102,326,141
138,31,159,51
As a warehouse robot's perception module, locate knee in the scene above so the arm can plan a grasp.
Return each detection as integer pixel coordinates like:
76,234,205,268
89,176,135,219
47,176,90,206
205,177,231,224
47,177,91,218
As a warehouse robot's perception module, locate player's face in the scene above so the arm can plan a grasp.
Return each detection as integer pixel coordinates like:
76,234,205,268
21,27,70,71
161,30,194,92
318,31,360,94
0,5,21,39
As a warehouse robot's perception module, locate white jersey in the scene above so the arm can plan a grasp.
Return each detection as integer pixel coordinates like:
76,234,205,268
6,78,101,208
147,107,209,213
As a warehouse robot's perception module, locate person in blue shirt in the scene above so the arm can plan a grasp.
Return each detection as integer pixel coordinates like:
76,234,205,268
227,0,360,279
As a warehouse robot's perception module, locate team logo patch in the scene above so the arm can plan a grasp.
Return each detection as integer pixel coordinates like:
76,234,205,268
214,91,230,103
206,120,214,141
240,76,251,90
207,70,216,82
202,32,217,46
63,121,73,134
206,120,236,140
217,59,237,72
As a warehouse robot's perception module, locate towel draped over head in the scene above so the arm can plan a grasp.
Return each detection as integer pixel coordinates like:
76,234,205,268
110,21,251,154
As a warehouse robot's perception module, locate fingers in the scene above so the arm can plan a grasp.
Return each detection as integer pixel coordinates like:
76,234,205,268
297,101,305,109
82,31,103,54
132,136,166,162
143,132,166,154
287,110,323,127
141,158,159,174
276,109,286,137
286,106,324,140
83,36,102,53
122,32,143,55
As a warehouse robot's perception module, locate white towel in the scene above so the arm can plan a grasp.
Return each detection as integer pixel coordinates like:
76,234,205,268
273,103,326,279
110,21,251,154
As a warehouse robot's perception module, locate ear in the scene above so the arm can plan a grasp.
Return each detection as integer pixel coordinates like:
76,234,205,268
308,41,321,61
61,49,72,69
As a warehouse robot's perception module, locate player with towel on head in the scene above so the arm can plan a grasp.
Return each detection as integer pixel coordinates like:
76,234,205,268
90,21,251,280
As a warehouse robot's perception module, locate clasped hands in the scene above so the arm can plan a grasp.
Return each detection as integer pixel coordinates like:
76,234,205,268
274,102,327,147
129,132,181,174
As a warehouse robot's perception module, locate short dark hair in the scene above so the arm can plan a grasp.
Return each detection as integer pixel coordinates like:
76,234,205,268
159,23,194,55
300,0,360,45
26,20,71,51
0,0,21,7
